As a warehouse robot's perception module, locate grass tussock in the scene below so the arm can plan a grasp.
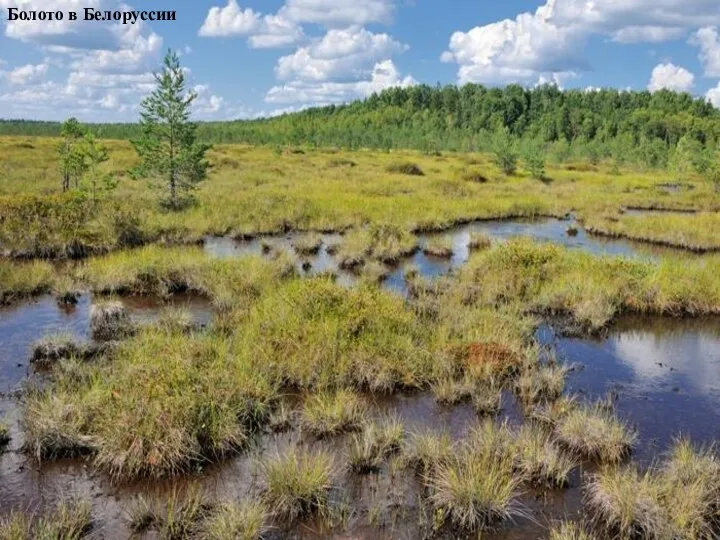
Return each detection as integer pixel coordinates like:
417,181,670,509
385,162,424,176
468,232,492,250
301,390,365,437
0,259,55,304
428,422,524,532
201,500,269,540
423,237,454,258
31,333,85,366
515,362,568,405
127,486,209,538
89,300,134,341
555,403,636,463
512,424,576,487
259,446,335,521
293,233,323,255
349,415,404,473
402,430,454,475
548,521,596,540
0,499,92,540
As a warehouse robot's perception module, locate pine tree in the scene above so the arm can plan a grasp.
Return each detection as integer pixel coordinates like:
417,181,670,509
493,128,518,175
131,50,210,209
80,133,115,204
57,117,86,192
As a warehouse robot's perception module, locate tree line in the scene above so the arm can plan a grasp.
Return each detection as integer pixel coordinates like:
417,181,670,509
2,80,719,174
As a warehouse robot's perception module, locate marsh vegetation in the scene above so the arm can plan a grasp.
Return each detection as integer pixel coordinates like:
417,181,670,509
0,121,719,538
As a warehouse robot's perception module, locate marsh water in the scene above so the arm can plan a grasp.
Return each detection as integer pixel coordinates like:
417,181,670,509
0,216,718,538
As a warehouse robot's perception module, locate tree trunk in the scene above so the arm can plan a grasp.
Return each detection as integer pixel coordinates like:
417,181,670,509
170,170,177,208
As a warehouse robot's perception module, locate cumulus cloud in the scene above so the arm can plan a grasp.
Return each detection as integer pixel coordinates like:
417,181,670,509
266,59,415,105
0,63,48,85
707,83,720,107
276,26,407,82
198,0,303,48
648,63,695,93
442,0,720,85
692,27,720,77
441,2,585,85
280,0,395,26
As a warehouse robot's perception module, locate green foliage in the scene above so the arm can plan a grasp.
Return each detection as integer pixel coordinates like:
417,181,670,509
493,129,518,176
79,133,116,204
57,117,86,192
523,141,546,180
131,50,211,210
6,85,719,169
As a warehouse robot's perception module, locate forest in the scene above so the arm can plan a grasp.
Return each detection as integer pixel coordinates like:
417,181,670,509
1,84,719,170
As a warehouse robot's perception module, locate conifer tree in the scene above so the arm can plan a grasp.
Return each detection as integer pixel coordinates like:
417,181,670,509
132,50,210,209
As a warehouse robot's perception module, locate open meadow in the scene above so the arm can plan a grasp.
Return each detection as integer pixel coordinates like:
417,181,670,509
1,134,720,539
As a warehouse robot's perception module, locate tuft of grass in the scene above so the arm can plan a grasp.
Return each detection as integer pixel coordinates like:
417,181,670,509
548,521,596,540
431,377,473,405
512,424,576,487
259,446,334,521
89,299,134,341
23,390,97,461
660,438,720,539
0,259,55,305
423,237,453,258
468,232,492,250
348,414,404,473
361,260,391,284
385,162,424,176
428,444,523,532
293,233,323,256
301,390,365,437
515,363,568,405
585,466,667,539
31,333,85,366
555,403,636,463
201,500,269,540
267,403,295,433
0,499,92,540
126,486,209,539
155,307,195,334
403,430,454,475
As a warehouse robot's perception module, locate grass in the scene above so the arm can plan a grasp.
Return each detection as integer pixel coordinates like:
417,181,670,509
586,466,667,538
348,415,404,473
201,500,269,540
293,233,323,255
511,424,576,487
548,521,596,540
259,446,335,521
0,259,55,304
468,231,492,250
0,499,92,540
385,162,424,176
89,299,134,340
515,362,568,405
402,430,454,475
555,403,636,463
0,420,9,448
423,237,454,258
301,390,366,437
428,428,524,532
126,486,209,538
31,332,85,365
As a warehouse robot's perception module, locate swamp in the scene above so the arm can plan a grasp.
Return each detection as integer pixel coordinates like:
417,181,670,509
0,131,719,539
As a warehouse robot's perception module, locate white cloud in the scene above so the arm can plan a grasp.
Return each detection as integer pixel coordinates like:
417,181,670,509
199,1,303,48
441,2,585,85
280,0,394,26
0,63,48,85
612,26,686,44
443,0,720,85
266,59,415,105
707,83,720,107
647,63,695,92
198,1,261,37
692,27,720,77
276,26,407,82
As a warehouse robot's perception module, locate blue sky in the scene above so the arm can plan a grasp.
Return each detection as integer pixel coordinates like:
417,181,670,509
1,0,719,121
